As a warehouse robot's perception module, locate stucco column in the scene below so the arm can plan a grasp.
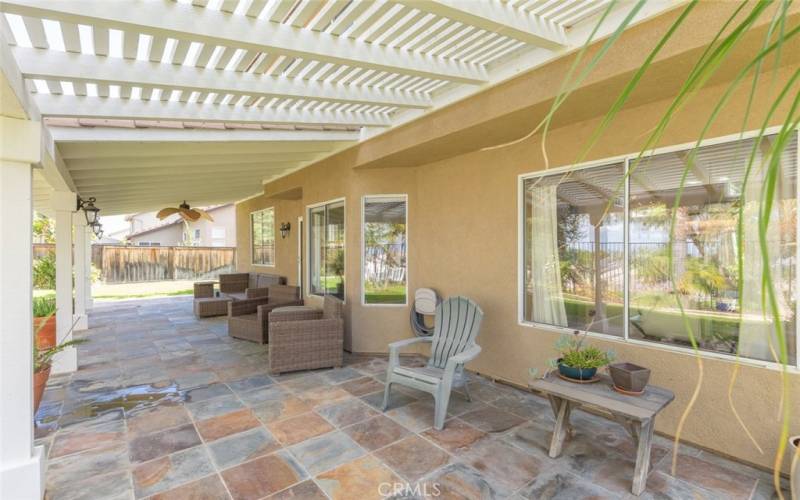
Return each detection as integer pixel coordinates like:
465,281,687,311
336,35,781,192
51,190,77,374
73,212,88,330
0,117,45,499
84,225,93,309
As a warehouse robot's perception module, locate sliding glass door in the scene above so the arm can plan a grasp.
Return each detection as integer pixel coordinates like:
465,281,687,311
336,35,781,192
309,199,345,300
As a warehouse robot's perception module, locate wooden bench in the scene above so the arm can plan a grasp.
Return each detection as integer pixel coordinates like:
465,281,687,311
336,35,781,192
530,372,674,496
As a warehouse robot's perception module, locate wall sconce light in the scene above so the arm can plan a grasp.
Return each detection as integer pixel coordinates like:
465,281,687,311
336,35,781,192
77,196,100,225
279,222,291,239
91,221,103,238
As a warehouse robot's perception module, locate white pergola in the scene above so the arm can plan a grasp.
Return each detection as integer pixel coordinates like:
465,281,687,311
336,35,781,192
0,1,675,498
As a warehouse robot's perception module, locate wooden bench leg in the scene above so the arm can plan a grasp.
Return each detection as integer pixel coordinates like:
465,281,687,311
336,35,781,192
548,397,572,458
631,418,655,496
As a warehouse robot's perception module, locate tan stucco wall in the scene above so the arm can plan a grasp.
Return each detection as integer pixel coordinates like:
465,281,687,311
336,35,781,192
235,3,800,473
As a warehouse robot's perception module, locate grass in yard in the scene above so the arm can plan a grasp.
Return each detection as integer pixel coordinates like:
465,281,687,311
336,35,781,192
95,289,192,300
34,284,193,301
365,284,406,304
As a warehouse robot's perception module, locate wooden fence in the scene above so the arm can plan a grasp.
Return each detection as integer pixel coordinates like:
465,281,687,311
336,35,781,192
33,243,236,283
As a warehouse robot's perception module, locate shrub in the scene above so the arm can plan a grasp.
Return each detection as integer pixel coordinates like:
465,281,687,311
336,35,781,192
32,295,56,317
33,254,56,289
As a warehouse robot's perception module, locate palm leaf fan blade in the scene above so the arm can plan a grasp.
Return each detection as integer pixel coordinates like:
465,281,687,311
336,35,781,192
156,207,180,220
182,208,202,222
193,208,214,222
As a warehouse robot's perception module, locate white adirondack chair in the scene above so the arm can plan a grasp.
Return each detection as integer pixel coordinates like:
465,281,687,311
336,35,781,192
382,296,483,430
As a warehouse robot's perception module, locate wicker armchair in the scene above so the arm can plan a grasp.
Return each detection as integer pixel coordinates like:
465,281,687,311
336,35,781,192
219,272,286,301
268,296,344,375
227,285,302,343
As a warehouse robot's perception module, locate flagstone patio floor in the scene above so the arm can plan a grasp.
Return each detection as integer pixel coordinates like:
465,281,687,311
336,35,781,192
35,296,788,499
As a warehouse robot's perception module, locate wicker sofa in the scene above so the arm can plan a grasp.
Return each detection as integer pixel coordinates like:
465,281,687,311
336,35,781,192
193,272,286,318
267,295,344,375
227,285,302,343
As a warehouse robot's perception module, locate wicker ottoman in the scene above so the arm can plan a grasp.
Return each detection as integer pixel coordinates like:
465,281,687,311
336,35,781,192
193,297,232,318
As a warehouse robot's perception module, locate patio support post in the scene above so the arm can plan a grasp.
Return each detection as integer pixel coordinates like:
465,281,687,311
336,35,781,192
84,225,93,309
0,117,45,499
51,190,77,374
73,213,88,330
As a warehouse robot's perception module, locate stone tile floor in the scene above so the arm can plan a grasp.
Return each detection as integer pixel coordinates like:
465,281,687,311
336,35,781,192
36,296,788,500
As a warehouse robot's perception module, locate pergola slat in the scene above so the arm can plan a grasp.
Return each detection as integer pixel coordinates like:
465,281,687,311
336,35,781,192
0,0,488,84
15,47,432,110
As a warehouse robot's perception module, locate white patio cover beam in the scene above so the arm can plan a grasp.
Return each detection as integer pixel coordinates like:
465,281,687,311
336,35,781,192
396,0,567,49
57,140,339,158
71,162,297,176
34,95,392,127
14,47,432,110
0,0,487,84
66,153,322,170
47,126,360,143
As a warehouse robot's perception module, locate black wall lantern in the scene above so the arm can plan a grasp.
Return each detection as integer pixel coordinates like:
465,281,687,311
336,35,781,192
91,221,103,238
77,196,100,225
279,222,291,239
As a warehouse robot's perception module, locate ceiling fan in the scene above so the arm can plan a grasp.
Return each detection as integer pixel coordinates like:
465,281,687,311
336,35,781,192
156,201,214,222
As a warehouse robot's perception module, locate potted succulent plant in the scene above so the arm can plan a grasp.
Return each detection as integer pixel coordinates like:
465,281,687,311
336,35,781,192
32,295,56,349
33,314,86,413
550,330,614,382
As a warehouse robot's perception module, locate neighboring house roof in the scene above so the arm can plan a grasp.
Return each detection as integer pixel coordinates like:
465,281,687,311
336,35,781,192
127,204,231,239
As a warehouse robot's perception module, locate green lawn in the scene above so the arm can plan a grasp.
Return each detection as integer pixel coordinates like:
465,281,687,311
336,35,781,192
34,280,194,301
365,284,406,304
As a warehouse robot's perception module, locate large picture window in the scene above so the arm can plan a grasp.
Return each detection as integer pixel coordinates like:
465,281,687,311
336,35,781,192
362,196,407,305
309,199,345,300
251,208,275,266
522,131,798,366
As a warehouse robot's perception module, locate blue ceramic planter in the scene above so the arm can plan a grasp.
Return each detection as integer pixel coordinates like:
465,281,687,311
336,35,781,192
557,361,597,381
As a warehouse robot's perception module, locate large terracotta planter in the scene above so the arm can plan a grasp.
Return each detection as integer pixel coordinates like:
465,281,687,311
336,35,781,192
34,315,56,349
33,367,51,414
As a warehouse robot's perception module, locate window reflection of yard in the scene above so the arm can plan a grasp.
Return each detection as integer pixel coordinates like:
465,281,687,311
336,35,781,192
363,197,407,305
523,133,797,364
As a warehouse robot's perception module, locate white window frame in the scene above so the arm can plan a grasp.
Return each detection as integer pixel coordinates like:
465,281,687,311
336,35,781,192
361,194,409,307
250,207,276,267
517,126,800,373
306,197,346,302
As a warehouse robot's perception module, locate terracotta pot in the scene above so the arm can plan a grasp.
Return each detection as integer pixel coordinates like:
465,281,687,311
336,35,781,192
609,362,651,393
34,315,56,349
790,436,799,500
33,367,51,414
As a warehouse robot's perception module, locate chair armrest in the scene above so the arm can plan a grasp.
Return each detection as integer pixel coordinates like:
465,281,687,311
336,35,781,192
448,344,481,365
257,300,304,323
228,297,269,316
269,307,323,322
193,282,214,298
245,287,269,299
443,345,482,383
388,337,432,366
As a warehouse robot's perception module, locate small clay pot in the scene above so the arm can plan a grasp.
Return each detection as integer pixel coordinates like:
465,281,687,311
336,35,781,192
35,315,56,349
609,362,651,393
34,366,51,414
